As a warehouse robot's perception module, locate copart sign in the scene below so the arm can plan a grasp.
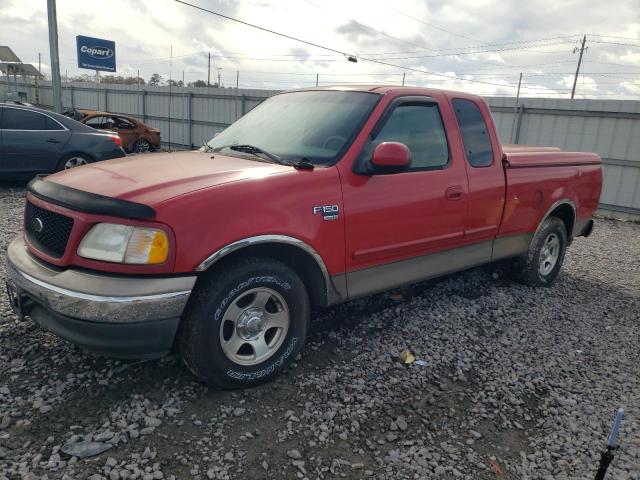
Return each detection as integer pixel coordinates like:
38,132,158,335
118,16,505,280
76,35,116,72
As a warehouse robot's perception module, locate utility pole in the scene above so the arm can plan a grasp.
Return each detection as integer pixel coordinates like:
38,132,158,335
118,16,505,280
315,73,318,87
402,72,405,86
509,72,523,143
36,53,41,105
571,35,587,99
47,0,63,112
207,52,211,86
169,45,173,151
235,70,240,119
217,66,222,87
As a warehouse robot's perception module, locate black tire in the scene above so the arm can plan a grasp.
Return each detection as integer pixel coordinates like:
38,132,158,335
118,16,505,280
132,139,151,153
56,153,91,171
511,216,568,287
178,257,309,388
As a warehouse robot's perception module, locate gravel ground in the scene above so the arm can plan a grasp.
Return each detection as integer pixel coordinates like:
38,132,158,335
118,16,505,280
1,184,639,480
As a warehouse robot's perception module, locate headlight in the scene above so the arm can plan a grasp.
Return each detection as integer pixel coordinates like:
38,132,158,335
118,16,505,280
78,223,169,264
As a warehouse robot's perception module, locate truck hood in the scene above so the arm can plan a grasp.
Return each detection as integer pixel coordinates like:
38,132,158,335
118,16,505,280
46,151,291,205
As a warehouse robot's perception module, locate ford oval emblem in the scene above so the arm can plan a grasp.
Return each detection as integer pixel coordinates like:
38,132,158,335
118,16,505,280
33,217,44,233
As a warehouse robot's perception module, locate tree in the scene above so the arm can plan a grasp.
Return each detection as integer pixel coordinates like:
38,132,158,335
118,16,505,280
100,75,145,85
188,80,207,87
167,79,184,87
148,73,163,86
69,73,95,83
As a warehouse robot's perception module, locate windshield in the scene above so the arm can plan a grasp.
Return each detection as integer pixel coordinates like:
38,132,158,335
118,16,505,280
205,90,380,166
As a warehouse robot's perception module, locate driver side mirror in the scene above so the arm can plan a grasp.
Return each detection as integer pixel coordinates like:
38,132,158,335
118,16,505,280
370,142,411,174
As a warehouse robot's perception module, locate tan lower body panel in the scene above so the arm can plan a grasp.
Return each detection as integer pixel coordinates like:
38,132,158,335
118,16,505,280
341,233,532,301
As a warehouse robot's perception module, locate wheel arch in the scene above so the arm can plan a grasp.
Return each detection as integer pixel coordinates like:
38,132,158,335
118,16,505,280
535,199,576,240
195,235,343,307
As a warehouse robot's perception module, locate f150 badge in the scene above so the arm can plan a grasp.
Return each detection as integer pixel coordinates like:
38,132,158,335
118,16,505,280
313,205,339,221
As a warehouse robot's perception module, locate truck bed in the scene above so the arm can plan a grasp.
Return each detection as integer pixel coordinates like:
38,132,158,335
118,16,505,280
498,145,602,239
503,145,601,168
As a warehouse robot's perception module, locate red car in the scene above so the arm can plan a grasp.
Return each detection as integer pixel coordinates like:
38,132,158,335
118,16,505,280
6,86,602,388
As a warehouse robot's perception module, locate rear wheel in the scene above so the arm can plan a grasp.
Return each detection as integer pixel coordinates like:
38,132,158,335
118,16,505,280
57,154,91,171
511,217,567,287
133,139,151,153
178,257,309,388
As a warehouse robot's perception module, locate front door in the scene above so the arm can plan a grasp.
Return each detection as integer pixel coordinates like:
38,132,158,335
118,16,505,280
341,97,470,298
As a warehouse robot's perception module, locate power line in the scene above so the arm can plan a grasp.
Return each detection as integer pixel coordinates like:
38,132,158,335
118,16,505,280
590,33,640,40
382,4,483,45
173,0,570,91
589,40,640,47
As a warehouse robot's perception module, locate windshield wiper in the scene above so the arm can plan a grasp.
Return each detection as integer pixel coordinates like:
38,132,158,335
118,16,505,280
215,144,315,169
228,144,290,165
291,157,314,170
202,141,213,152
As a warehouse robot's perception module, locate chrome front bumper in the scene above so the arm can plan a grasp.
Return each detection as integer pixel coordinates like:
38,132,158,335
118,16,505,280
5,235,196,324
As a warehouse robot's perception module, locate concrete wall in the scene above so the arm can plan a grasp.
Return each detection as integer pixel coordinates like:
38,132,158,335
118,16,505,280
2,77,639,219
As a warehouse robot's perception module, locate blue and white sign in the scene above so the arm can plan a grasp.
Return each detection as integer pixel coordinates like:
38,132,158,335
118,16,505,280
76,35,116,72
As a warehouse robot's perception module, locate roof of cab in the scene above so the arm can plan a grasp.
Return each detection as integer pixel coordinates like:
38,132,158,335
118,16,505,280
286,84,483,99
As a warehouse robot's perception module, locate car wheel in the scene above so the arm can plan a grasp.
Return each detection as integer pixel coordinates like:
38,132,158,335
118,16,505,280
57,154,91,171
178,256,309,388
133,139,151,153
511,216,567,287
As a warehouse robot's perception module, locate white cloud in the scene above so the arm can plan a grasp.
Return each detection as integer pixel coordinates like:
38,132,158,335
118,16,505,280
1,0,639,98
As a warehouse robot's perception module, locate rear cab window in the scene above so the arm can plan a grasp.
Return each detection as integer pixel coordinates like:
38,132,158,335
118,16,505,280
452,98,494,167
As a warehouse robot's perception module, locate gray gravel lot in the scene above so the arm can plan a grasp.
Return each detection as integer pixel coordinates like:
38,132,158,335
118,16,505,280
1,184,639,480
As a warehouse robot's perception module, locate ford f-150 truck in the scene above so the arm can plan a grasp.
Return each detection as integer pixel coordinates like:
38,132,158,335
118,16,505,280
5,86,602,388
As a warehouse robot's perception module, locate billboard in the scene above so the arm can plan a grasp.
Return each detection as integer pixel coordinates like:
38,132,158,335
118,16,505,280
76,35,116,72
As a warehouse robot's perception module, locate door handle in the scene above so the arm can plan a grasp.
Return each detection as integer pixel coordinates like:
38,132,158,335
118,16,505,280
47,138,61,144
445,186,464,201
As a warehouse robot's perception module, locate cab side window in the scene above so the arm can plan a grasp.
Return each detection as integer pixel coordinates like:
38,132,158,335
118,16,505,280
452,98,494,167
1,108,59,130
366,102,449,170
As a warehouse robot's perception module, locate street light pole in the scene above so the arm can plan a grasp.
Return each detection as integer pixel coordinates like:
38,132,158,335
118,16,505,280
47,0,63,112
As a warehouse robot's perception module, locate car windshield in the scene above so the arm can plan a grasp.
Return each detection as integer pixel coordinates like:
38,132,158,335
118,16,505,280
205,90,379,166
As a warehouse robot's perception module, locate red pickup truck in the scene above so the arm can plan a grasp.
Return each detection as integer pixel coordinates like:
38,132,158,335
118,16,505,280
5,86,602,388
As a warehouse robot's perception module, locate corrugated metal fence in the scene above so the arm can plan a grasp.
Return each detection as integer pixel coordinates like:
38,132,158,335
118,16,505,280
0,78,274,149
488,97,640,219
2,78,639,218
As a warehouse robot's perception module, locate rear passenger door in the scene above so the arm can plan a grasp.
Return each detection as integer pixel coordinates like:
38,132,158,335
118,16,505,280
0,107,71,174
449,97,505,243
113,116,138,151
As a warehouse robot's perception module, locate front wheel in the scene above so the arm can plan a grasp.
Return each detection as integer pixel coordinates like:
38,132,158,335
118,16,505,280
178,257,309,388
511,217,568,287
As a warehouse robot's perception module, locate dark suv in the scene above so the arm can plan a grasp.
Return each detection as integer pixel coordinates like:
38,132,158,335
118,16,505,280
0,104,125,180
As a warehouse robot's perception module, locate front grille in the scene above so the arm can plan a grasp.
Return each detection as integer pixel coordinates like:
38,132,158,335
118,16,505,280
25,201,74,258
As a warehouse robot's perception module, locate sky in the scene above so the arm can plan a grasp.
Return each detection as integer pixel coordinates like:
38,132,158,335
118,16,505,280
1,0,639,99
